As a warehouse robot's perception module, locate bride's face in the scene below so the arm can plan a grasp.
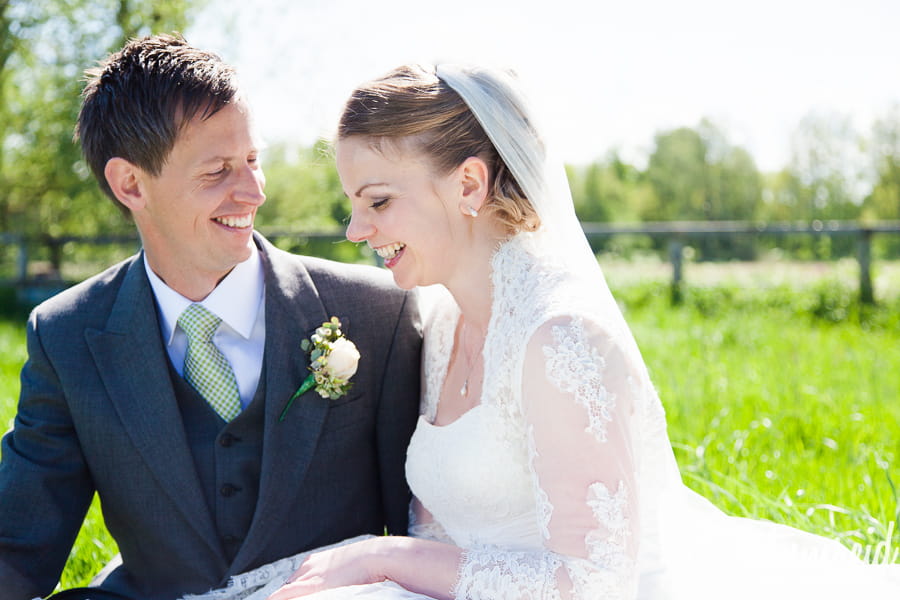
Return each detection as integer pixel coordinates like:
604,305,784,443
336,136,464,289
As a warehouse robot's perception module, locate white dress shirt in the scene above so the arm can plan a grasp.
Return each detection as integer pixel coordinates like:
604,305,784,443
144,245,266,408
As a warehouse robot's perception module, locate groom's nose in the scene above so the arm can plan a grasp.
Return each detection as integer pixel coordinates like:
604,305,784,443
233,163,266,206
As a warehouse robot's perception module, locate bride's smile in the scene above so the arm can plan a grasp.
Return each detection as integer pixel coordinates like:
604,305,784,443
337,136,495,293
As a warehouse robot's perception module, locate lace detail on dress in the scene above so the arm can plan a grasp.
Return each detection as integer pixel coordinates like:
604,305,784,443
542,317,616,443
556,481,634,599
526,423,553,540
454,547,563,600
420,293,458,423
586,481,632,571
564,558,627,600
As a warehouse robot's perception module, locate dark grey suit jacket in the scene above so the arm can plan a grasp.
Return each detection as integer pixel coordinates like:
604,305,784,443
0,234,422,600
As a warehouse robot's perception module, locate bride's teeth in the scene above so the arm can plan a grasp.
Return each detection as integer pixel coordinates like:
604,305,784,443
374,243,405,259
216,215,252,228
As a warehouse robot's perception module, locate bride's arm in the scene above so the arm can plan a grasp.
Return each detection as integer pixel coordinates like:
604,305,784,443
266,535,462,600
453,315,641,599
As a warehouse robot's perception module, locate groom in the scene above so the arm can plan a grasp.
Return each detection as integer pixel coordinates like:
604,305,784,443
0,34,421,600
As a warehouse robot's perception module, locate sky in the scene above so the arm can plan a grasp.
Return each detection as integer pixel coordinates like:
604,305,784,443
187,0,900,171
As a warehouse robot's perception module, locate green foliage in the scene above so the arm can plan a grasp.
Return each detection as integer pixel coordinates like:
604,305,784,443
567,152,653,223
638,120,763,259
252,141,373,265
863,104,900,258
0,0,200,242
256,141,347,232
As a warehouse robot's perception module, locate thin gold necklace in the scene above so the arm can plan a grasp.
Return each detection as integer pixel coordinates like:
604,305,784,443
459,320,485,398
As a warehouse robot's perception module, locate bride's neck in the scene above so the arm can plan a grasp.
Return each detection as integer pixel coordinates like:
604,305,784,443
443,228,508,335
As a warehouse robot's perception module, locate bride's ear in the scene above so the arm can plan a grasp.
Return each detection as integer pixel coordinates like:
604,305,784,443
457,156,490,216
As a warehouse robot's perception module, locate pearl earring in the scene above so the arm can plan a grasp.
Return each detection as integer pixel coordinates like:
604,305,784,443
464,205,479,218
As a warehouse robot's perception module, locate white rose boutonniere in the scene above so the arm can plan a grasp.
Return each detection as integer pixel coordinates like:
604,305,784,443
279,317,360,421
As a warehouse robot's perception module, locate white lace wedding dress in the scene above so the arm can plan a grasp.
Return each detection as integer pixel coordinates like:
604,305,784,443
189,233,899,600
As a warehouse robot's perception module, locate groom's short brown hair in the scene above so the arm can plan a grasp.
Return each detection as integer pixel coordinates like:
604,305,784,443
75,33,240,214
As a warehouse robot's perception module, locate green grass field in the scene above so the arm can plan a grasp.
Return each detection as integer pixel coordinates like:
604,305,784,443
0,266,898,590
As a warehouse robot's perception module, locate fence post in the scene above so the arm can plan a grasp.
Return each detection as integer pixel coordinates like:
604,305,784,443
857,229,874,304
668,239,683,305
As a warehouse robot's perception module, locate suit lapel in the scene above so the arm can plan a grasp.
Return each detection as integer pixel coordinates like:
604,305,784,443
85,256,224,564
230,235,332,573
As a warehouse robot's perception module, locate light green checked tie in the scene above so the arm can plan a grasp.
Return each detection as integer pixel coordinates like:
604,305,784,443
178,303,242,422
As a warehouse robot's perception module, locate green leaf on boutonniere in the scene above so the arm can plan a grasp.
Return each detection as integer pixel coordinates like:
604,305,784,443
279,317,360,422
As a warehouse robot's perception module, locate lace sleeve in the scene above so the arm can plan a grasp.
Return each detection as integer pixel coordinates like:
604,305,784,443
454,315,639,600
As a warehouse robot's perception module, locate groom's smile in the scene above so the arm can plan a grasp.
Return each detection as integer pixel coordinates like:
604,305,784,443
130,98,267,300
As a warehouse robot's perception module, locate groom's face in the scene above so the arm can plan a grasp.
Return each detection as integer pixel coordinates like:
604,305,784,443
133,99,267,298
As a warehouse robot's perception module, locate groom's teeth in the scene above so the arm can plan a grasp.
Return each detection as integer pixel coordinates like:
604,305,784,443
215,215,253,228
374,243,405,260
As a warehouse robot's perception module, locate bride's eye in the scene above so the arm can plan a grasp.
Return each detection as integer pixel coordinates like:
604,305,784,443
370,197,391,210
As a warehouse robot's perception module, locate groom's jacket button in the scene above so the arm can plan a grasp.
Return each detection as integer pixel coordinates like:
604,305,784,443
220,483,242,497
219,434,240,447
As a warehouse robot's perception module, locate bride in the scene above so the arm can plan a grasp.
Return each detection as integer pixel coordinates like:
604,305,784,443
188,64,900,600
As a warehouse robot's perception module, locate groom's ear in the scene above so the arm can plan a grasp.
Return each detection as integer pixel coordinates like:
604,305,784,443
105,157,148,212
458,156,490,211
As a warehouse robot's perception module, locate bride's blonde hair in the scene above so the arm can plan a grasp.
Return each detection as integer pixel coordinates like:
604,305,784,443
337,64,540,235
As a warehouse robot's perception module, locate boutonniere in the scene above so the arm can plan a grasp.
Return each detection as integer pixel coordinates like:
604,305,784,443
279,317,360,422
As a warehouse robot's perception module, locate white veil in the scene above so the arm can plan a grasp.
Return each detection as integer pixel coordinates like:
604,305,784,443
434,64,900,600
435,64,599,276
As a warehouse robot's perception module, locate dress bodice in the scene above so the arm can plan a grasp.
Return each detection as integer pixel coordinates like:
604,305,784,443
407,405,542,551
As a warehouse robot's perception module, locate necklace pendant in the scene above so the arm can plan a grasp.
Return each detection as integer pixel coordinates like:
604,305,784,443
460,379,468,397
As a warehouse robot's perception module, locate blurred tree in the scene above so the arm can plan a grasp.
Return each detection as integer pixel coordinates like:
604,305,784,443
785,112,865,219
567,152,656,257
568,151,650,223
862,105,900,257
643,120,762,259
765,112,865,258
643,126,708,222
253,140,369,264
0,0,197,271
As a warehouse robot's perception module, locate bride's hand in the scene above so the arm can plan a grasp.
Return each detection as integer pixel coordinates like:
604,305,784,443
267,538,385,600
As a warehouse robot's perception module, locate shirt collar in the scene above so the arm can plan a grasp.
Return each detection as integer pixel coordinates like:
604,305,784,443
144,244,265,345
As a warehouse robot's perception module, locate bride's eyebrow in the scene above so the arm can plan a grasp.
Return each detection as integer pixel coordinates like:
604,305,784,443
354,182,389,197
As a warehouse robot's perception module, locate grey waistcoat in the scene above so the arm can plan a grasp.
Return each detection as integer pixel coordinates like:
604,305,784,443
170,362,268,563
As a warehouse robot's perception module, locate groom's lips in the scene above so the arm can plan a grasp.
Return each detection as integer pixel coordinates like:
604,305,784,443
213,214,254,229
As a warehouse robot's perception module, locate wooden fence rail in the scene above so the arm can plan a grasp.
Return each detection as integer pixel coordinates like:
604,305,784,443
579,220,900,304
4,220,900,305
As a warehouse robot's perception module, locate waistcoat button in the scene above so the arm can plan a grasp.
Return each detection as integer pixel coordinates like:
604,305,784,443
220,483,241,497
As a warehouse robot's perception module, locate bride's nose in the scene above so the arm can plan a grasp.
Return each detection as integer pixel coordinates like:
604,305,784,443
346,210,375,243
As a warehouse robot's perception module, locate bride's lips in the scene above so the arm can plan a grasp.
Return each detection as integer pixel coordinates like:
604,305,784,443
372,242,406,268
384,247,405,269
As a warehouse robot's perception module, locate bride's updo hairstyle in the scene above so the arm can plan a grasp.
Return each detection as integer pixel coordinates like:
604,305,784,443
338,64,541,234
